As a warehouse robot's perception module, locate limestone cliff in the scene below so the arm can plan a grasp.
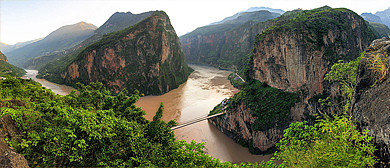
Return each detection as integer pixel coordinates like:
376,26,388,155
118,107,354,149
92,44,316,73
56,11,191,95
209,7,377,154
349,37,390,167
180,10,279,70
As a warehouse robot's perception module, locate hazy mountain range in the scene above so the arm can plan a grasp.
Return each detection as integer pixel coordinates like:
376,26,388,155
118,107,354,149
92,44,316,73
5,22,97,67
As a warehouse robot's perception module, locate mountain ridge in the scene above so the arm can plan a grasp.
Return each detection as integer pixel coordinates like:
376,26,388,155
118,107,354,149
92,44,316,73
6,22,97,67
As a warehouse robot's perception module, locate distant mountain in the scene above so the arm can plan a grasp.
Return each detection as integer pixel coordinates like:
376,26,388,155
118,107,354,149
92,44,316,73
25,11,154,70
368,22,390,38
208,7,284,26
95,11,154,35
0,52,25,77
39,11,191,95
180,10,280,70
0,38,43,53
6,22,97,67
375,7,390,28
361,12,383,24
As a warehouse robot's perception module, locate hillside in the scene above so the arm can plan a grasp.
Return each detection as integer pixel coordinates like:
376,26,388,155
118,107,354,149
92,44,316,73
209,6,377,154
6,22,97,67
0,52,25,77
180,10,280,71
39,11,191,95
368,21,390,37
26,11,154,70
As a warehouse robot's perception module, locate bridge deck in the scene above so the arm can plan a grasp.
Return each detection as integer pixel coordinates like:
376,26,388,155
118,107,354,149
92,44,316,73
171,112,226,130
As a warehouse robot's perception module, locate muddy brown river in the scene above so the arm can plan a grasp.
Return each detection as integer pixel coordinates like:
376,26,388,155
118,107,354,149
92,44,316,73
24,65,273,164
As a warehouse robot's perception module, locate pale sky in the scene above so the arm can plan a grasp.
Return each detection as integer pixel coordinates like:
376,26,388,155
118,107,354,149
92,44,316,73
1,0,389,45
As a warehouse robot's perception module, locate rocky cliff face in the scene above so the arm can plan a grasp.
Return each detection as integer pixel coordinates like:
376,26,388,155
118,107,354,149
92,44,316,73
209,7,377,154
180,10,279,70
349,37,390,167
59,11,190,95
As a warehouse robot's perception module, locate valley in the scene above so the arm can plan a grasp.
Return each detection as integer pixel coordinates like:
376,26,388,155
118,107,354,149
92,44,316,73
2,2,390,167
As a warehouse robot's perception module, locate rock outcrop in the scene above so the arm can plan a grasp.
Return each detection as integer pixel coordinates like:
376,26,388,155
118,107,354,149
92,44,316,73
55,11,190,95
349,37,390,167
209,7,377,154
0,114,29,168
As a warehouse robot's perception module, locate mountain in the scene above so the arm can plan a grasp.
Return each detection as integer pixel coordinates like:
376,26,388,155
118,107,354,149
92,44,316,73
6,22,97,67
208,6,377,154
0,52,25,77
375,7,390,28
207,7,284,26
361,12,383,23
25,11,154,70
180,10,280,71
39,11,191,95
0,38,43,53
368,22,390,38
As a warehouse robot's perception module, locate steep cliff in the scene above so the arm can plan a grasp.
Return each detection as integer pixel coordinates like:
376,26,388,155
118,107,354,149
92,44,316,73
41,11,191,95
209,7,377,154
34,11,153,73
349,37,390,167
180,10,280,70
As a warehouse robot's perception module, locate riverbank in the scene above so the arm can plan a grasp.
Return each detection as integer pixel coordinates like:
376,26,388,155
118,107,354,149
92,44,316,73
21,70,76,96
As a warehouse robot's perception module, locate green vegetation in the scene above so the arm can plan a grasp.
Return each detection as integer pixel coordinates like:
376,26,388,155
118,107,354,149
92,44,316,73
181,10,280,71
0,52,26,77
228,72,245,89
256,6,376,64
324,52,363,111
274,115,377,167
368,22,390,38
229,80,300,131
0,78,241,167
39,11,191,95
367,49,389,83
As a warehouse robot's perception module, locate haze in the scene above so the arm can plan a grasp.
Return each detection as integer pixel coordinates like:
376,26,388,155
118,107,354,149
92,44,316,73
1,0,389,45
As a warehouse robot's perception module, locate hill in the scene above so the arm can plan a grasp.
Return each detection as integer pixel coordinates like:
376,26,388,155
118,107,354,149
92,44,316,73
39,11,191,95
26,11,154,70
6,22,97,67
0,52,25,77
180,10,280,71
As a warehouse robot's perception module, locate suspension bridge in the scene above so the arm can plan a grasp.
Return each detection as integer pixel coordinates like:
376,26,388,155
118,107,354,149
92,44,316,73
171,111,226,130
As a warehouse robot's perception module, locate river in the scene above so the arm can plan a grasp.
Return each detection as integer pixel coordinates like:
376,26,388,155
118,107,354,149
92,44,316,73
22,70,76,96
23,65,273,164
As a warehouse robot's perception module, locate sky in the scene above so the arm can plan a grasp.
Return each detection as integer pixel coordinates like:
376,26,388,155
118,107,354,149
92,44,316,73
1,0,389,45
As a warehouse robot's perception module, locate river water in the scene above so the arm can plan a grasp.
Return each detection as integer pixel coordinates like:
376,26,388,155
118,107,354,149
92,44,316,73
22,70,76,96
23,65,273,164
136,64,273,164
